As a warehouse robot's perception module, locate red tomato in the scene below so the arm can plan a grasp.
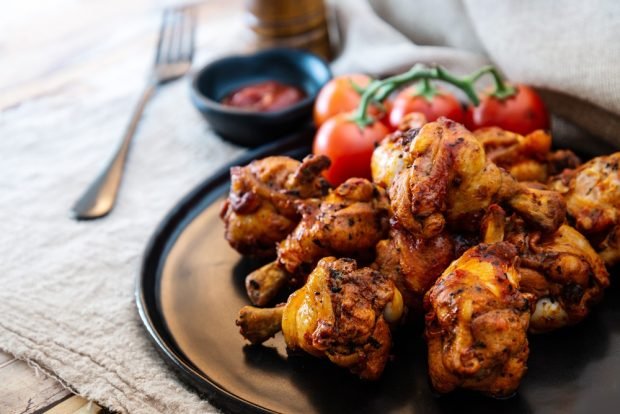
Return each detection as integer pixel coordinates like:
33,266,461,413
314,74,382,127
378,98,394,131
389,86,464,129
465,84,550,134
313,113,390,186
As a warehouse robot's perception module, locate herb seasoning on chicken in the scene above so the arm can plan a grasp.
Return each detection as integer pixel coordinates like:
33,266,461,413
237,257,404,380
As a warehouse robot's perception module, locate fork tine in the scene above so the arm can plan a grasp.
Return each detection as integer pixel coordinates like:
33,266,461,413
171,9,185,64
152,6,196,82
183,7,197,63
168,7,195,65
162,9,178,65
154,8,171,66
162,8,181,64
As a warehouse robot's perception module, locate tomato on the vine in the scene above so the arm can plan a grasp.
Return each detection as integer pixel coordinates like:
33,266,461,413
465,84,550,134
378,98,394,130
313,113,389,186
389,86,464,129
314,74,383,127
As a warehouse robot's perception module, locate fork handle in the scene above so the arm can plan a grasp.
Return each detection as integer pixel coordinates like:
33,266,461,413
72,83,157,220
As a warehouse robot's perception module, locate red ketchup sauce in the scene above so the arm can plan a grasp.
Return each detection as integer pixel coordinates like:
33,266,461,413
222,80,306,112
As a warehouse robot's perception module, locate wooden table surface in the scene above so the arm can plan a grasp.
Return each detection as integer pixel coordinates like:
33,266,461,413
0,350,102,413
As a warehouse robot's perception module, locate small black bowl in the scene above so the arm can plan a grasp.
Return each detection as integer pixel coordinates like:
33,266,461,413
190,48,332,147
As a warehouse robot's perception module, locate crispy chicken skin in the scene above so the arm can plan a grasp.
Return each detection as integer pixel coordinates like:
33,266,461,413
221,155,330,257
374,120,580,190
278,177,390,275
237,257,404,380
371,112,428,189
246,178,390,306
424,242,532,398
549,152,620,266
476,127,550,181
508,221,610,332
475,127,581,182
482,205,609,332
388,118,566,238
374,228,455,312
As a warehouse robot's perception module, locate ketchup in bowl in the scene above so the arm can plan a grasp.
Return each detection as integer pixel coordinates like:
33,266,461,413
222,80,306,112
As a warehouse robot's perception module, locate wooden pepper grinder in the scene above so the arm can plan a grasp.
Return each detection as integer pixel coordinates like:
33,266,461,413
245,0,333,61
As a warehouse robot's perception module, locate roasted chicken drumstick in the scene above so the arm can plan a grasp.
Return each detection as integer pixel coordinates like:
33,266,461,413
373,228,456,312
474,127,581,182
237,257,404,380
424,238,532,397
221,154,330,257
549,152,620,266
246,178,390,305
481,204,609,333
387,118,566,238
371,112,428,189
516,224,609,332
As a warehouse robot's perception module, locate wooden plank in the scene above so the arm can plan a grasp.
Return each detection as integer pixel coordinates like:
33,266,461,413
0,356,71,414
44,395,101,414
0,352,102,414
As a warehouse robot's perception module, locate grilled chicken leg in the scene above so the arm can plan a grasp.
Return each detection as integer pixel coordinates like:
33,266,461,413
237,257,404,380
549,152,620,266
387,118,565,238
221,154,330,257
245,178,390,305
424,205,532,398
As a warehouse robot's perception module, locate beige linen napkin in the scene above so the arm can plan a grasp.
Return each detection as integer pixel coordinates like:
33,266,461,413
1,1,618,413
463,0,620,146
337,0,620,151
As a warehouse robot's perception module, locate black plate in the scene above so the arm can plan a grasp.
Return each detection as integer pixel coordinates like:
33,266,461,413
137,132,620,414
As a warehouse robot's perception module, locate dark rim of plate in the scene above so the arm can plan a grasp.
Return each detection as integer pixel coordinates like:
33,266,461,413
135,131,313,414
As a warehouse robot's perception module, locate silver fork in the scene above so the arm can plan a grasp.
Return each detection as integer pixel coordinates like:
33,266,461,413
72,6,196,220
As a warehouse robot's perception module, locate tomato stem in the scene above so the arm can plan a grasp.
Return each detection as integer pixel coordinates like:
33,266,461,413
416,78,437,101
348,78,366,96
346,78,389,125
433,66,480,105
352,79,386,127
467,65,517,100
353,65,481,127
351,64,520,126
